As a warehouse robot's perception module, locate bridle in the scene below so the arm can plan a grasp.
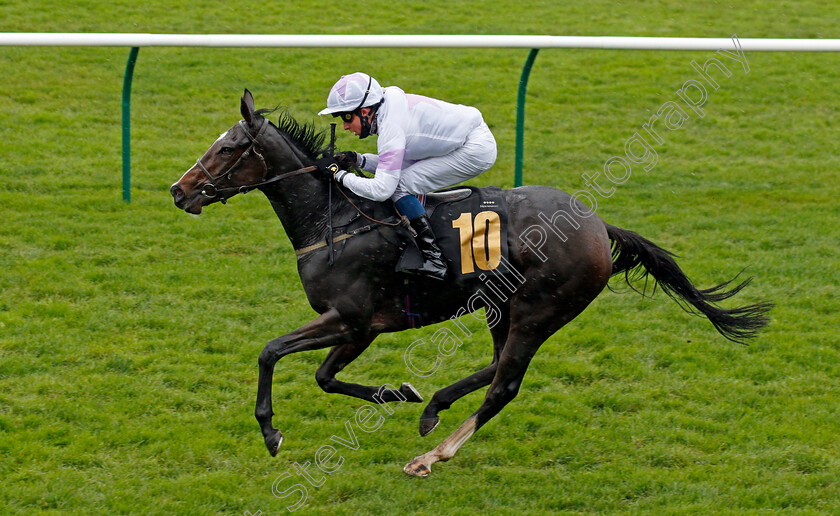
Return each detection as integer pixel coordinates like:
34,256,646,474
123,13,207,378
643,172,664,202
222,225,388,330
192,115,408,259
196,117,317,202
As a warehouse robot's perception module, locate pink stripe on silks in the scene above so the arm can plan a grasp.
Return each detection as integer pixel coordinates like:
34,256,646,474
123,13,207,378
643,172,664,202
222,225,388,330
378,149,405,171
406,94,441,110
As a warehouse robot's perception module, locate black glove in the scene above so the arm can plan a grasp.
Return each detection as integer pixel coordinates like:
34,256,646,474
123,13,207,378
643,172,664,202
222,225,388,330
315,156,340,175
335,151,359,171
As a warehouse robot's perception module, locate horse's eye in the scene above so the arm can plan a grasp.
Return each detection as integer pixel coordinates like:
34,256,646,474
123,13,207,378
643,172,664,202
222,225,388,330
219,146,234,155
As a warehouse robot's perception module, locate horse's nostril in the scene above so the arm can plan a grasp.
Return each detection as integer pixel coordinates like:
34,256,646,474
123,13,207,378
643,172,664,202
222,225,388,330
171,184,187,205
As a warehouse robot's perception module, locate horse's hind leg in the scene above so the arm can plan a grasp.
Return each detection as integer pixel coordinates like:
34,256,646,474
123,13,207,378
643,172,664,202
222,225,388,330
417,308,510,436
418,364,495,436
403,328,543,477
404,304,588,477
315,340,423,404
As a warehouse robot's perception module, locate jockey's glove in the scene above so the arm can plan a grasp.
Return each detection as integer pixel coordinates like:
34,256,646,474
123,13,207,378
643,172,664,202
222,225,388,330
315,156,341,177
335,151,360,171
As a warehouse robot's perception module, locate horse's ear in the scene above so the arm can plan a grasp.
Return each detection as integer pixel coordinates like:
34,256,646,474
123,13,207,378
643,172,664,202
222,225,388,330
241,89,255,124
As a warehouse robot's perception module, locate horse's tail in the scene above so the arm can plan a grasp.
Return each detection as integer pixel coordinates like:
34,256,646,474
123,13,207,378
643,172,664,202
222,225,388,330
605,223,773,344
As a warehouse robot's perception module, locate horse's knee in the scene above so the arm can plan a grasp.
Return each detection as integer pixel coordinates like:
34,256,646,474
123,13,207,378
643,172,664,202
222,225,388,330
474,380,522,430
258,342,279,367
258,348,270,367
315,369,337,393
255,407,268,422
255,391,273,424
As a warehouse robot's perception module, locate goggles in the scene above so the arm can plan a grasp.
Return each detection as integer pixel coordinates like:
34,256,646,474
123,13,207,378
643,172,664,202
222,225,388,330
336,111,356,123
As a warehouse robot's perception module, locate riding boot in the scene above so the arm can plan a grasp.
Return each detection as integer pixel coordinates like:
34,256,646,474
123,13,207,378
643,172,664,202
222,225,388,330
408,215,448,281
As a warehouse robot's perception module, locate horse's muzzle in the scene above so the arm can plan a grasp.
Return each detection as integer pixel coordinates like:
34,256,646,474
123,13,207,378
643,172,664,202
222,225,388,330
170,184,187,208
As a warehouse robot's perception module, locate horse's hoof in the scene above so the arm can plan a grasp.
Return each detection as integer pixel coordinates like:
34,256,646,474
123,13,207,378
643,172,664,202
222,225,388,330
404,458,431,477
264,430,284,457
400,382,424,403
419,417,440,437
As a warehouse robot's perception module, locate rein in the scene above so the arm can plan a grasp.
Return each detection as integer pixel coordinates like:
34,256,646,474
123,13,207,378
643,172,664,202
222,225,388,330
291,186,410,258
335,184,410,229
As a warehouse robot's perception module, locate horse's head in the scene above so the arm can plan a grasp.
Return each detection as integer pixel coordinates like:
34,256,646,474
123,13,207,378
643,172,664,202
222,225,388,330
171,89,281,214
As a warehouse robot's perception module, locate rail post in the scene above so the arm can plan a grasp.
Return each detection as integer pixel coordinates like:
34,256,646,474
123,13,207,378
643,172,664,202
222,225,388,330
514,48,539,187
122,46,139,202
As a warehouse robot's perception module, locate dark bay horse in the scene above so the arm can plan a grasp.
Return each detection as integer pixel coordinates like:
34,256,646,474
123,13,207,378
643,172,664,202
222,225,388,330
170,90,771,476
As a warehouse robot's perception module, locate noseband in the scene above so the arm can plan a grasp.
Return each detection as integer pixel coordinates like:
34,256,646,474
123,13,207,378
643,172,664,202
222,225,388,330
196,117,317,202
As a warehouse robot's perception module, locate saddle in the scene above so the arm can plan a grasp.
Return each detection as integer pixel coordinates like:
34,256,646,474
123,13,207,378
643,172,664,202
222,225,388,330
423,188,472,208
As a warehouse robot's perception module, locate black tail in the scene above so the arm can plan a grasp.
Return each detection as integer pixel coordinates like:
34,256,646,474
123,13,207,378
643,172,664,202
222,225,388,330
605,224,773,344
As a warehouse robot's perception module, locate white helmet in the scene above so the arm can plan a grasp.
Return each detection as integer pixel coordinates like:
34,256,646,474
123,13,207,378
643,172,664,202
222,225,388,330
318,72,383,116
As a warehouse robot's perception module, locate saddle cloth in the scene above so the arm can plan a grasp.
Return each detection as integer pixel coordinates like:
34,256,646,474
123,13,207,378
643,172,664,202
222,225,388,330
398,186,510,279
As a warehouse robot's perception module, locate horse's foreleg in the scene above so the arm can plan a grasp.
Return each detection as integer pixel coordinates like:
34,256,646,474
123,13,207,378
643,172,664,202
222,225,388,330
255,308,354,456
404,415,479,477
315,342,424,404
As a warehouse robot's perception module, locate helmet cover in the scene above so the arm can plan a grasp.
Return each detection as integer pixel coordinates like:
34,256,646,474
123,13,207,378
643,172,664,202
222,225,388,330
318,73,383,116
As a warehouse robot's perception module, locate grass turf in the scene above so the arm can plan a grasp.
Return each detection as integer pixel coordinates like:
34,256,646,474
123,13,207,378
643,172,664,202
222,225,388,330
1,1,839,514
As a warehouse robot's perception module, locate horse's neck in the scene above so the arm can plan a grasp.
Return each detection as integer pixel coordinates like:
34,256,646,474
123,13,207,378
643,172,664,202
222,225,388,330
259,132,347,251
263,175,334,250
265,173,394,255
259,124,383,252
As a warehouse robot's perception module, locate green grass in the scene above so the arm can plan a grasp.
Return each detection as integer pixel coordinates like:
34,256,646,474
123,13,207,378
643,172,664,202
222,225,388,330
1,1,839,514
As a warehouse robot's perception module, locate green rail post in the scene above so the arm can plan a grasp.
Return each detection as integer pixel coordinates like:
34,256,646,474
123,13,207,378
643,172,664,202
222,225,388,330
514,48,539,187
122,46,139,202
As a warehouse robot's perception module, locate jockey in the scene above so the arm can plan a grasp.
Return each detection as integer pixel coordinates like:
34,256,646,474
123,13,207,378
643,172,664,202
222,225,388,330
318,72,497,281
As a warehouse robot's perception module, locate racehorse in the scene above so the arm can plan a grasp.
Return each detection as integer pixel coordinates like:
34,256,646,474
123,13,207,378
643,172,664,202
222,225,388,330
170,90,772,476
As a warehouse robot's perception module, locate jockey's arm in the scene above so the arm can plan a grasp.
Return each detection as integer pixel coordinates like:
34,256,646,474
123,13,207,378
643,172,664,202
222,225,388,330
358,152,378,173
340,123,407,201
340,167,400,202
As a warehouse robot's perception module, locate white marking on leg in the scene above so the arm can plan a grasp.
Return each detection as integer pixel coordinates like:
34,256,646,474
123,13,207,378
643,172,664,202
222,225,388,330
432,415,477,462
405,415,477,476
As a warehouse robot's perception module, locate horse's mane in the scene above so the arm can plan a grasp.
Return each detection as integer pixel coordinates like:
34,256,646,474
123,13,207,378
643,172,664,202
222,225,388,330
256,107,328,159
